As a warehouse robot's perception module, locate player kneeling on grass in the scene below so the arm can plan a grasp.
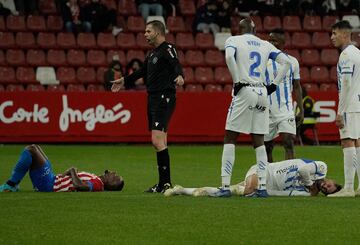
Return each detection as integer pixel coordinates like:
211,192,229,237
0,145,124,192
164,159,341,197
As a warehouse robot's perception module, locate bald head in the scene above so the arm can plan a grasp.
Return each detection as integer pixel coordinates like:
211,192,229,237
239,17,256,35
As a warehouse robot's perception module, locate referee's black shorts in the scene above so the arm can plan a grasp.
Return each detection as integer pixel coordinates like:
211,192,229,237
147,91,176,132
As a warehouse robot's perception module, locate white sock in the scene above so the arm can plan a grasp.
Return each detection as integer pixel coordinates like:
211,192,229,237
182,188,196,195
343,147,356,190
255,145,268,190
356,147,360,190
221,144,235,189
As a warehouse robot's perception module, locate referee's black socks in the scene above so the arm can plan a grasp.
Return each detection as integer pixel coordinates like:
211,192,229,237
157,148,171,187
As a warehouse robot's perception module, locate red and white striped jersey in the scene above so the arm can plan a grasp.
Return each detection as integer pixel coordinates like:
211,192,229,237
53,171,104,192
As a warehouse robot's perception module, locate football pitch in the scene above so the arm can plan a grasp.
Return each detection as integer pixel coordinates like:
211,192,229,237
0,144,359,244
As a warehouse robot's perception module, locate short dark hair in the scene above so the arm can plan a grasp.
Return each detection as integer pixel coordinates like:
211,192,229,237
146,20,166,36
270,28,285,35
332,20,352,30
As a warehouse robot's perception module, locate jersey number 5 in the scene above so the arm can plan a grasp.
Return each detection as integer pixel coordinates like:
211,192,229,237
249,51,261,78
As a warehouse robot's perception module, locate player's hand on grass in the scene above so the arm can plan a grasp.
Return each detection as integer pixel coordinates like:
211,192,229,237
111,77,125,92
174,75,184,86
335,114,344,129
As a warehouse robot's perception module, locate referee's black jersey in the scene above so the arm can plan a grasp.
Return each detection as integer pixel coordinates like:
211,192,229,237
124,41,183,93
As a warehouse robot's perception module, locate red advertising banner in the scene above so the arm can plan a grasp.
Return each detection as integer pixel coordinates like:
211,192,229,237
0,91,339,143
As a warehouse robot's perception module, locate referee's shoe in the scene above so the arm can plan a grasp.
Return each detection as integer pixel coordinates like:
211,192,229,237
145,183,172,193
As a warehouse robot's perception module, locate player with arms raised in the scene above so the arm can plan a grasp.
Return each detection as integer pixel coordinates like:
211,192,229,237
213,18,291,197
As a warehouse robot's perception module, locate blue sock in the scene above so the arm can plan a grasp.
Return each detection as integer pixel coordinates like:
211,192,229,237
8,149,33,185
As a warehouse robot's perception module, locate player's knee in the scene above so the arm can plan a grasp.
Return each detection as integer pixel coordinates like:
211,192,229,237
151,138,165,151
265,141,274,152
25,144,39,154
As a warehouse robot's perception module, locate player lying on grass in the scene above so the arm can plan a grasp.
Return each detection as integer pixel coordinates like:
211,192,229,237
165,158,341,197
0,144,124,192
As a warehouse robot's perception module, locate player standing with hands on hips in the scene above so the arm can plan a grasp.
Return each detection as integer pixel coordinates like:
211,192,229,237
328,20,360,197
212,18,291,197
111,20,184,193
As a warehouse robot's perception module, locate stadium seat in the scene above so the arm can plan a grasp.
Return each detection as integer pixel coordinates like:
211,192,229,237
179,0,196,16
0,16,5,31
342,15,360,29
177,49,186,66
127,16,145,32
330,66,337,83
116,15,127,32
300,66,310,83
97,32,116,49
185,50,204,67
6,49,26,66
322,15,338,32
204,50,225,67
352,32,360,46
67,83,85,92
147,15,166,26
47,49,67,66
0,32,15,49
214,67,232,84
320,49,339,66
117,32,136,49
87,50,106,67
283,16,302,32
195,33,215,50
16,67,37,84
176,32,195,50
0,50,5,66
77,67,97,84
263,16,281,32
301,49,320,66
46,15,63,32
205,84,222,92
319,83,337,92
96,66,107,83
6,84,24,91
27,49,47,66
136,32,152,50
284,49,301,63
283,32,292,48
107,50,126,66
27,84,45,91
185,84,203,92
39,0,58,15
231,16,240,34
165,33,175,43
47,84,65,92
0,66,16,83
77,33,96,49
0,84,4,91
310,66,330,83
6,15,26,32
291,32,312,49
223,84,232,93
67,49,86,66
27,15,46,32
101,0,117,10
182,67,194,83
57,32,76,49
36,67,58,84
195,67,214,84
56,67,77,84
15,32,36,49
256,32,268,40
214,32,231,50
303,16,322,32
312,32,331,48
118,0,137,16
126,50,145,63
37,32,56,49
87,84,105,92
302,83,318,92
166,16,186,32
252,16,264,33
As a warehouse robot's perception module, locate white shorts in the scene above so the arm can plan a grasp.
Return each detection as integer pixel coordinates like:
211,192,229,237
264,113,296,141
339,112,360,139
225,87,269,134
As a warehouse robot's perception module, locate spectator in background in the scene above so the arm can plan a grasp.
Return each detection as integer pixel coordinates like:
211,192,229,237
337,0,359,14
217,0,232,32
136,0,164,21
104,59,123,91
0,0,18,15
192,0,220,35
125,58,145,90
60,0,91,33
162,0,178,17
14,0,38,15
81,0,122,36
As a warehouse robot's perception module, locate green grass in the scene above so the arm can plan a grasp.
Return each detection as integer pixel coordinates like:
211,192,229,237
0,144,359,245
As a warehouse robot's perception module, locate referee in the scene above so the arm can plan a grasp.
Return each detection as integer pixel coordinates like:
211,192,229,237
111,20,184,193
